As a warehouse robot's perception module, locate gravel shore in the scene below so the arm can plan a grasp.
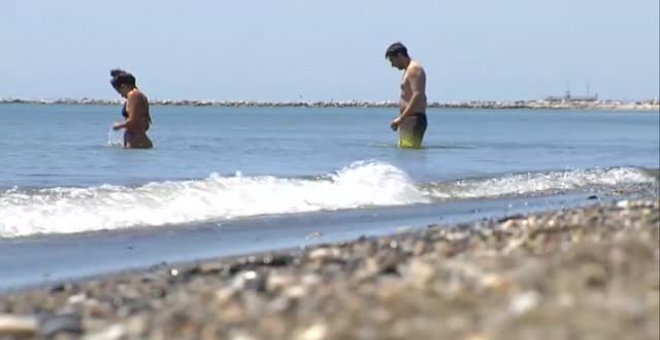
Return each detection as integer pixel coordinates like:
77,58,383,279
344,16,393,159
1,198,658,340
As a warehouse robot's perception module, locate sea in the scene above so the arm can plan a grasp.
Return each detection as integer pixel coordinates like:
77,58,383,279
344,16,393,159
0,104,658,289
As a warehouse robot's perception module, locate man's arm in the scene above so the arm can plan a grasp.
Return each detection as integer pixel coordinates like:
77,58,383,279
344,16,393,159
400,65,426,118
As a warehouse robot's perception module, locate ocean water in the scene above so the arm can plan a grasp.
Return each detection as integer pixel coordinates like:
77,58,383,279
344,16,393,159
0,104,658,239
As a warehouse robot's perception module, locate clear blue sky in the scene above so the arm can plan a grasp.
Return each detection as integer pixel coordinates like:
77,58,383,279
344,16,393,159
1,0,658,101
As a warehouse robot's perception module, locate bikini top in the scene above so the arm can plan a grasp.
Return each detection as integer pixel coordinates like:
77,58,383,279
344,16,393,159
121,103,128,118
121,102,152,130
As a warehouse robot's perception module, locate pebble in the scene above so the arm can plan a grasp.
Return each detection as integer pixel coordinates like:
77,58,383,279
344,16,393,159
39,313,84,337
509,291,541,315
0,314,38,338
296,322,328,340
83,324,126,340
308,247,342,261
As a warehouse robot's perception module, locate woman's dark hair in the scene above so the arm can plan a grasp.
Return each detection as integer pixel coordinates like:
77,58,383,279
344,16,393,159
385,42,409,58
110,69,125,77
110,69,136,89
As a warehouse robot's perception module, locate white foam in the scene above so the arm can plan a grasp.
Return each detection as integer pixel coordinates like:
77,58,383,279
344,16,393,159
425,167,655,199
0,161,426,238
0,164,654,238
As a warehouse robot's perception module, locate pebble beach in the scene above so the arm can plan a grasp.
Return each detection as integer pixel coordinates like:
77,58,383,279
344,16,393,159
0,193,658,340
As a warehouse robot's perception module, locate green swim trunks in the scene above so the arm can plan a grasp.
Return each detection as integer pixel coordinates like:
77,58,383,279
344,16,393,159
398,112,428,148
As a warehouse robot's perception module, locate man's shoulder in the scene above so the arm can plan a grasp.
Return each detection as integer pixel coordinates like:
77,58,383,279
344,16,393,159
412,61,426,73
406,62,426,77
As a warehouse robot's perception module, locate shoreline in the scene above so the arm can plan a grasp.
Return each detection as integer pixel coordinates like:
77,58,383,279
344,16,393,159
0,190,616,291
0,197,657,339
1,98,659,111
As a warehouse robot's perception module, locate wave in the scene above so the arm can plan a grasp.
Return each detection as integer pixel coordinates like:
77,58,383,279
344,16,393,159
0,161,655,238
423,167,655,199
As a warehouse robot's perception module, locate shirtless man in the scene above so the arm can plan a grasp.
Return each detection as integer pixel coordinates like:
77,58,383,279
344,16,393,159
385,42,428,148
110,69,153,149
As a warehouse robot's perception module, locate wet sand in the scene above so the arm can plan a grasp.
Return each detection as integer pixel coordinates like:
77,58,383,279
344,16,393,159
0,197,658,339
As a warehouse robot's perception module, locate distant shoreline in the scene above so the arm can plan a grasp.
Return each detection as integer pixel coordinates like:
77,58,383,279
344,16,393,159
1,98,658,111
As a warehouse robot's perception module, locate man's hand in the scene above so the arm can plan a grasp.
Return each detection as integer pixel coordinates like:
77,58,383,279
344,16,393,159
390,116,403,131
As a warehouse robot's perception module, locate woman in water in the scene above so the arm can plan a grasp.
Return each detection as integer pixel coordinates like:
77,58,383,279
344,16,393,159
110,69,153,149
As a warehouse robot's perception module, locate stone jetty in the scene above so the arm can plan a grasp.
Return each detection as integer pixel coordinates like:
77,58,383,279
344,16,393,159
1,97,658,111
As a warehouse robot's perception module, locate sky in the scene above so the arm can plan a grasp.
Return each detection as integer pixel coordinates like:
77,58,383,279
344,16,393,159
1,0,658,102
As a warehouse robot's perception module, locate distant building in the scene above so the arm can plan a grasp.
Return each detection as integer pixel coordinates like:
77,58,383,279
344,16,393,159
545,90,598,103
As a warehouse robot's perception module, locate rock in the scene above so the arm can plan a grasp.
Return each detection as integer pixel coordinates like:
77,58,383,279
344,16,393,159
266,272,297,292
283,285,307,299
405,259,435,288
226,269,269,293
508,291,541,315
617,200,630,208
83,324,126,340
301,273,322,287
308,247,342,261
296,322,328,340
67,293,87,305
197,261,224,274
480,274,511,292
465,334,488,340
229,331,259,340
39,313,83,337
0,314,38,338
413,240,427,255
269,296,293,313
262,254,295,267
126,316,148,336
215,287,238,305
